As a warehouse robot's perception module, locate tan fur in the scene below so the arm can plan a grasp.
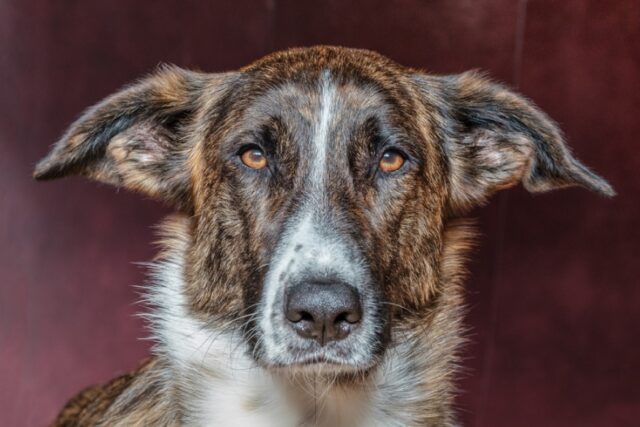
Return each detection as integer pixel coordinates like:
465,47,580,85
36,46,612,426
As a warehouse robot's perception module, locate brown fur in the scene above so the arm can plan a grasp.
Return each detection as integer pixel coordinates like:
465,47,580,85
35,46,613,426
53,359,166,426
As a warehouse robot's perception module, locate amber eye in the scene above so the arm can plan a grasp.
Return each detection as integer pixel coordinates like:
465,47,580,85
240,146,267,170
379,149,405,173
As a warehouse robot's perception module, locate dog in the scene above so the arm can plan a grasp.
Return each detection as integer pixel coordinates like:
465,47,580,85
35,46,614,426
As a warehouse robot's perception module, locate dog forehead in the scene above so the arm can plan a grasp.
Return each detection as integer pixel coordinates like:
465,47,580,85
241,45,409,81
235,46,412,121
198,47,424,156
193,46,437,193
245,79,389,129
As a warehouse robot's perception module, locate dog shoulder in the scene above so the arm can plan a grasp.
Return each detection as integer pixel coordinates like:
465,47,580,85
52,357,170,426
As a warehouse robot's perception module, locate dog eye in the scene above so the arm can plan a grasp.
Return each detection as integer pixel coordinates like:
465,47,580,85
240,146,267,170
379,149,405,173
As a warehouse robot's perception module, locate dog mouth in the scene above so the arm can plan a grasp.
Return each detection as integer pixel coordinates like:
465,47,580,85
256,339,381,375
266,354,377,376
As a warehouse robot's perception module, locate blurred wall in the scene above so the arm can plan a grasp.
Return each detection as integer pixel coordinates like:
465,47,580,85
1,1,638,426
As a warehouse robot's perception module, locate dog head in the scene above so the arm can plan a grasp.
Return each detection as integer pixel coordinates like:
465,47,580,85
35,46,613,376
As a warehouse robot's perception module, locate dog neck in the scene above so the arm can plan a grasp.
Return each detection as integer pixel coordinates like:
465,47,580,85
145,216,465,427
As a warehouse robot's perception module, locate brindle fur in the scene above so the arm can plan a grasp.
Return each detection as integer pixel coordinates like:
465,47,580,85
35,46,613,427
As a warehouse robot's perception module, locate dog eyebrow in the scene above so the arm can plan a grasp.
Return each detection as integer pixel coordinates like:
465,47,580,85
228,118,284,152
257,119,283,152
357,115,411,155
366,117,389,150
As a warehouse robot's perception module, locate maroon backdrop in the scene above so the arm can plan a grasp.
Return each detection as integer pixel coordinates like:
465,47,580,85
1,1,638,426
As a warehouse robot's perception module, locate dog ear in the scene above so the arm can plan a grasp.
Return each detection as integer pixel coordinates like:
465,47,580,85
417,71,614,210
33,65,226,211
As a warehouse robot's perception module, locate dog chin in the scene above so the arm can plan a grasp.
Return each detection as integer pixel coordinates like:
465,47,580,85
262,353,377,377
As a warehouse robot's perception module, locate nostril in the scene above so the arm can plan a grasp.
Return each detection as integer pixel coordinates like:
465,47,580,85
286,307,310,323
335,310,361,325
299,311,314,322
284,281,363,345
287,310,314,323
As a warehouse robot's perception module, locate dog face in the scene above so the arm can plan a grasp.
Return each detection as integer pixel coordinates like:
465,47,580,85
35,47,613,376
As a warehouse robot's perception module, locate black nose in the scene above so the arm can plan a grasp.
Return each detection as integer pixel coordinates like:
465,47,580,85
285,281,362,345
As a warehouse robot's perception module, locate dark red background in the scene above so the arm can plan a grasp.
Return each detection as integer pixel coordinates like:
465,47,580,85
1,1,638,425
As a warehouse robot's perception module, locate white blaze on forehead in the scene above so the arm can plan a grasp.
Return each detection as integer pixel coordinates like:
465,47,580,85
310,70,337,190
263,71,340,295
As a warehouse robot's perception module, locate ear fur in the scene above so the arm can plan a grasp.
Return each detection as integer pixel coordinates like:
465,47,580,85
33,65,224,211
416,71,615,210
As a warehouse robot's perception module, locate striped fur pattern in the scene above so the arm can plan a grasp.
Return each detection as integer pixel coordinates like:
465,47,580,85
37,46,613,426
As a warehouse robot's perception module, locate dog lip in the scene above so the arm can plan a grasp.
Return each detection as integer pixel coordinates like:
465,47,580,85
264,353,376,373
289,355,341,366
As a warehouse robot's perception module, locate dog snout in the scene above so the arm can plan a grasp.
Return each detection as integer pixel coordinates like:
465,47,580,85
285,281,362,346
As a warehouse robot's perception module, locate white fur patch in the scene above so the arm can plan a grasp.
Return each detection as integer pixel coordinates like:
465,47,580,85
145,218,301,426
143,216,460,426
310,70,336,190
